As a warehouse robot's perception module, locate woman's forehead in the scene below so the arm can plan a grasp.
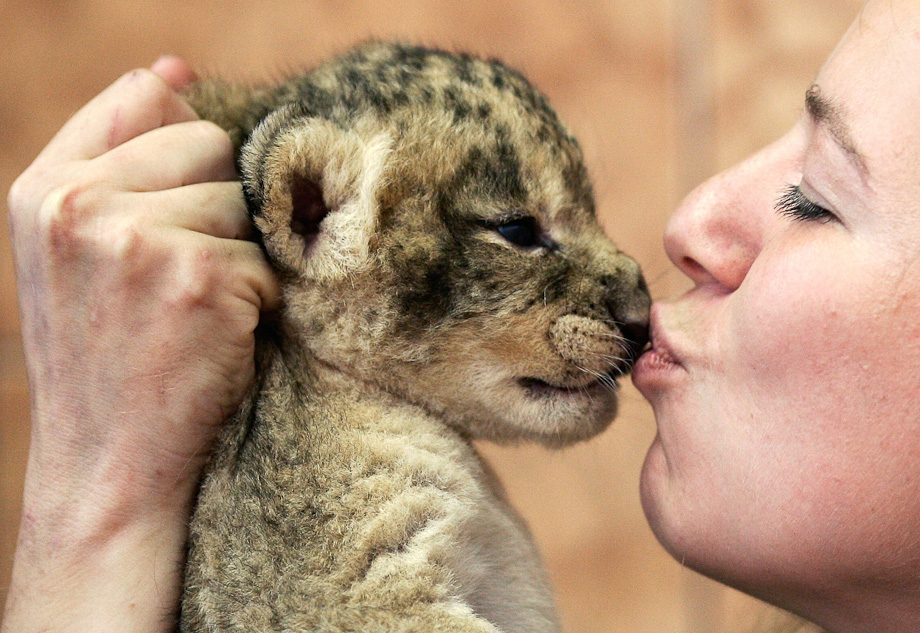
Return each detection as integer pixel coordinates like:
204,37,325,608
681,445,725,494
861,0,920,22
811,0,920,185
825,0,920,76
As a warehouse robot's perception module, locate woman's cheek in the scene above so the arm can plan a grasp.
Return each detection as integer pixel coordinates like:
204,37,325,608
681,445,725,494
730,237,915,457
730,239,858,382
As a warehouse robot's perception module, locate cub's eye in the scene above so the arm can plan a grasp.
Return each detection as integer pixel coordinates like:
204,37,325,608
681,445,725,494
496,217,541,248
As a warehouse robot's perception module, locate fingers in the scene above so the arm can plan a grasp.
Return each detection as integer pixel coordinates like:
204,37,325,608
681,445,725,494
131,184,281,311
14,58,282,316
150,56,197,93
38,67,199,164
174,230,282,313
229,239,283,312
92,120,237,192
135,182,252,240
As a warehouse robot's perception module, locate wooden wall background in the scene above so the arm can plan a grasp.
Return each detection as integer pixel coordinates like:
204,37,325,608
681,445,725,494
0,1,862,631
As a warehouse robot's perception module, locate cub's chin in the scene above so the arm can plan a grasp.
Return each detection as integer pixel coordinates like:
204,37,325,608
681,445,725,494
440,370,621,449
502,374,620,448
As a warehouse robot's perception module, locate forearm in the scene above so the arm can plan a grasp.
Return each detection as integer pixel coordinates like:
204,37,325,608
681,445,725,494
3,485,190,633
2,402,198,633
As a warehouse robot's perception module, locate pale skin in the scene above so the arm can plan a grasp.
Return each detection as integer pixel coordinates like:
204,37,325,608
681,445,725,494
6,3,920,633
634,1,920,631
2,57,279,633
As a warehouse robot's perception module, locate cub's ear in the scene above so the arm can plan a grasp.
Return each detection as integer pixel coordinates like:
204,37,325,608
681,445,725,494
239,105,392,281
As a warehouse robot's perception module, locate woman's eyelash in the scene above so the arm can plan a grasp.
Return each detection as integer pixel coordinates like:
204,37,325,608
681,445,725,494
775,184,837,223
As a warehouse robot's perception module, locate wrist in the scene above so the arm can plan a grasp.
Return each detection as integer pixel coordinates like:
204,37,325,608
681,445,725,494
1,407,203,633
23,398,209,523
3,494,190,633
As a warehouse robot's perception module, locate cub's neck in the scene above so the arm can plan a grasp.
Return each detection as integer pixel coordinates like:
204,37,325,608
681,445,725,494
245,324,474,448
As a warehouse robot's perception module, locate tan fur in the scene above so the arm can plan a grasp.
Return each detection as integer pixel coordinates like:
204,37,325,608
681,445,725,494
181,42,650,633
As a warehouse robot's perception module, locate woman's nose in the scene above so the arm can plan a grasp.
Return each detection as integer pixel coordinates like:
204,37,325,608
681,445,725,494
663,132,800,292
663,169,762,291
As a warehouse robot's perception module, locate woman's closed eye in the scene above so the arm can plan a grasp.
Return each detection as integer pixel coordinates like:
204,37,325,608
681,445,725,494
775,184,839,224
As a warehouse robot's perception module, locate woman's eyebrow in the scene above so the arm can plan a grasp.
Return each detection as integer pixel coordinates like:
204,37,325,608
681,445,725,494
805,84,868,176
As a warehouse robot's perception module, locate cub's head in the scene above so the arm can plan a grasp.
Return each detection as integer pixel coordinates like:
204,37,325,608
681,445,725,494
238,43,649,447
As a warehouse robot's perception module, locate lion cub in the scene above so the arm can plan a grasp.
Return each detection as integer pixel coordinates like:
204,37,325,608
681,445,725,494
181,42,650,633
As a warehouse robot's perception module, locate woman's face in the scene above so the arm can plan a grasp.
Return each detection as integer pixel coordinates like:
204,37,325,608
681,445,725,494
635,0,920,626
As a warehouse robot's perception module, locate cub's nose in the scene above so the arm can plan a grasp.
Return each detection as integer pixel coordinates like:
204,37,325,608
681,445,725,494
603,264,651,364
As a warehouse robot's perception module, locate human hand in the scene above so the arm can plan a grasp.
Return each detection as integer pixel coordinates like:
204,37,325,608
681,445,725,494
2,56,280,633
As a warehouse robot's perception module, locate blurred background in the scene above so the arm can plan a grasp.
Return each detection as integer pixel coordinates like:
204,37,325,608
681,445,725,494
1,1,863,631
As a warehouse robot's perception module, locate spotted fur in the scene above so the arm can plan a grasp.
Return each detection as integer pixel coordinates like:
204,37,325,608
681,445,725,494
181,42,650,633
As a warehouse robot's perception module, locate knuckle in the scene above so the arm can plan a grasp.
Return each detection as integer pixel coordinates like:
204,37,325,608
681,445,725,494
37,182,98,251
107,218,148,263
173,279,213,311
7,172,39,237
173,246,222,308
8,171,36,215
8,163,62,218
